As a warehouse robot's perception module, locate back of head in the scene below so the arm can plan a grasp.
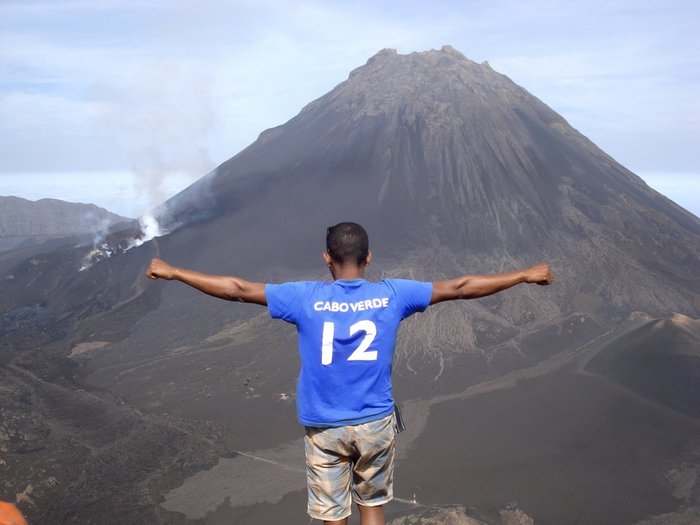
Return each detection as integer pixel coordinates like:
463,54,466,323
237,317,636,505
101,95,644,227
0,502,28,525
326,222,369,266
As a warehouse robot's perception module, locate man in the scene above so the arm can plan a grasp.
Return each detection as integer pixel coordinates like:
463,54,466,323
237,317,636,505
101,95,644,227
147,222,553,525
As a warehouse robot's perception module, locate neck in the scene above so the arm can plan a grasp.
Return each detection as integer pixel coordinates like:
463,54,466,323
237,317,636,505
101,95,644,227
331,264,365,281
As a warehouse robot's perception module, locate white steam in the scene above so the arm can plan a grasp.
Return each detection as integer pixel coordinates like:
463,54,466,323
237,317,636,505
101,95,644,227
79,61,218,271
79,242,116,272
79,212,168,271
127,213,167,249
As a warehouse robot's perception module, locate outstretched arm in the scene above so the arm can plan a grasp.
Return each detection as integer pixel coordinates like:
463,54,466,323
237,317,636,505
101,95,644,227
146,258,267,306
430,263,553,305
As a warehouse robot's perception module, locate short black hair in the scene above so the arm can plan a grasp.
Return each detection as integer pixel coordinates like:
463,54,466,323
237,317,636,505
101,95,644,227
326,222,369,266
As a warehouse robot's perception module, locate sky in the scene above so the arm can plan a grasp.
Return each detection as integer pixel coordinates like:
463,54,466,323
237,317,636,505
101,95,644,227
1,0,699,219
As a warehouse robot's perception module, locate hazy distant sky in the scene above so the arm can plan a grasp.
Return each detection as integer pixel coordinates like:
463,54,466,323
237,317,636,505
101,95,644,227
1,0,698,218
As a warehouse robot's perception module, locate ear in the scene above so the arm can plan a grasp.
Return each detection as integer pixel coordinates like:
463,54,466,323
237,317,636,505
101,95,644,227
322,251,333,267
365,251,372,266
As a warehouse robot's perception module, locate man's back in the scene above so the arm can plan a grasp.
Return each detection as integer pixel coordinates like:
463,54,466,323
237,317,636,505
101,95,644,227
266,278,432,427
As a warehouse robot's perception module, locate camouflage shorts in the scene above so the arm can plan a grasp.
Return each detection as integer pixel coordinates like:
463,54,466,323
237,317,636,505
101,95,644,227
304,413,396,521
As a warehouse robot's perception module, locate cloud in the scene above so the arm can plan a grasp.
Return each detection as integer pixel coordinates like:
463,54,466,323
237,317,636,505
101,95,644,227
1,0,698,213
1,171,196,218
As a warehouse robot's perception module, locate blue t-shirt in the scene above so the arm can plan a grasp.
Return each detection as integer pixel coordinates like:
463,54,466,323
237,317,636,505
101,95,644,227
266,278,432,427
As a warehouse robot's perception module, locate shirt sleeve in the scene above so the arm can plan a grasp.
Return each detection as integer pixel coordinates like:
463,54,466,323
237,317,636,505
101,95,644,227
385,279,433,319
265,282,307,324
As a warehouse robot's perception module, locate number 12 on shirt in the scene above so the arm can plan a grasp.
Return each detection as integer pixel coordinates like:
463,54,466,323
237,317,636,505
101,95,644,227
321,320,378,365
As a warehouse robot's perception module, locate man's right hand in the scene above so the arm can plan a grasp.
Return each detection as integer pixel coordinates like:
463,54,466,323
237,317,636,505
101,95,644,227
147,258,176,280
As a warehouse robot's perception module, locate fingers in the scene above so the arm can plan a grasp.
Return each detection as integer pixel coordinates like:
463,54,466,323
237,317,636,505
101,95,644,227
537,263,553,285
528,263,553,285
147,258,163,280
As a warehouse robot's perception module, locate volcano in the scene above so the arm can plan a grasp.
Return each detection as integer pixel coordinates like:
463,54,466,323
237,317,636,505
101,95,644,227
1,46,699,525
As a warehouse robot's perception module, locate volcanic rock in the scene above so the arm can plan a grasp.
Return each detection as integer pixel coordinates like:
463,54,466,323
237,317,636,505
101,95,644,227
1,46,699,524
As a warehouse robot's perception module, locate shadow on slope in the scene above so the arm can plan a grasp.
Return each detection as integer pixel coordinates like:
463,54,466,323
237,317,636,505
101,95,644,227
585,314,700,419
395,315,700,525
